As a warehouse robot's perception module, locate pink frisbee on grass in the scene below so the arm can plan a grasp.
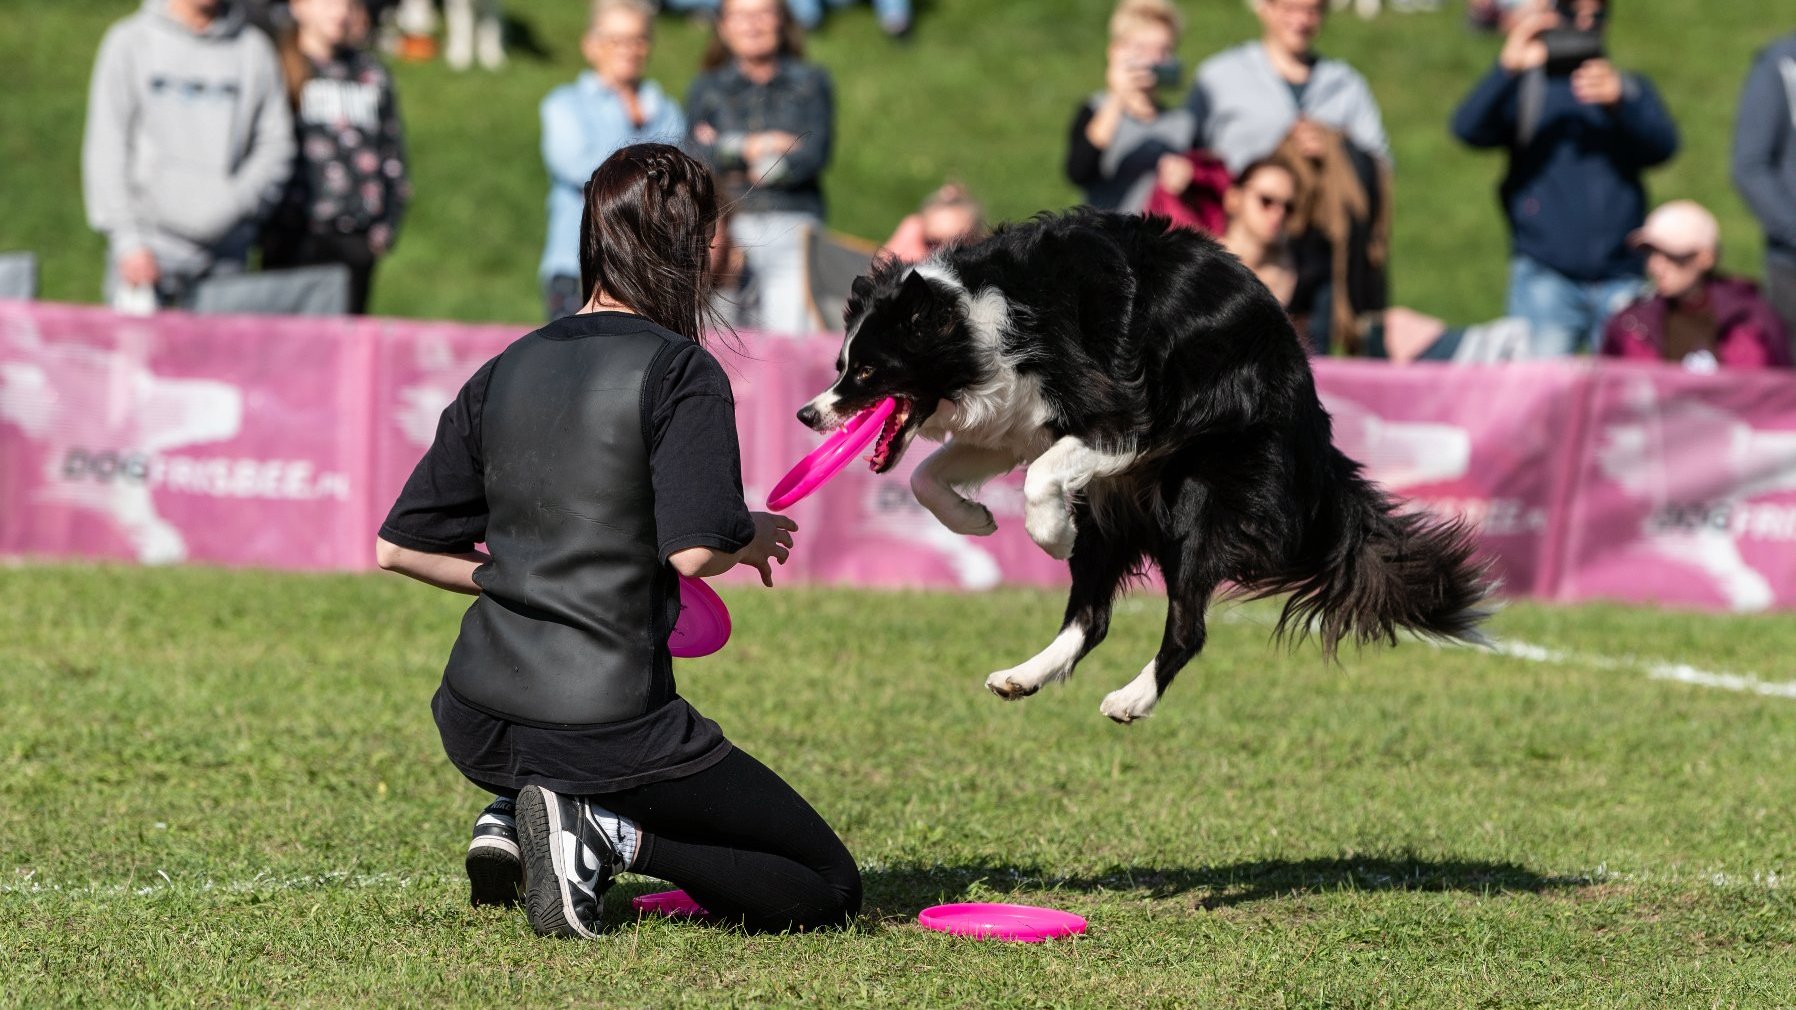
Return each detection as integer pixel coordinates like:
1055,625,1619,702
766,397,900,511
631,889,711,918
668,575,731,658
917,902,1088,943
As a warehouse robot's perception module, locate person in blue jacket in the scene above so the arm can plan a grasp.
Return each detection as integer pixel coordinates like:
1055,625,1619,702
538,0,685,321
1731,30,1796,350
1451,0,1678,357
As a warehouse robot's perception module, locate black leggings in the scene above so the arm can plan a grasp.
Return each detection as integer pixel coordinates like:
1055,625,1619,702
592,747,861,933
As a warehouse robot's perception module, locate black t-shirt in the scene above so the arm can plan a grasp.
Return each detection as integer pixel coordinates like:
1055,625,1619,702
380,311,757,793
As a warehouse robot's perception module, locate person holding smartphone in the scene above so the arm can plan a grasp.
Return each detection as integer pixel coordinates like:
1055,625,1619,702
1065,0,1195,214
1451,0,1679,358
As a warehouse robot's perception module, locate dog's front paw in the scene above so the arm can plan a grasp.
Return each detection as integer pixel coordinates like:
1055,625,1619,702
1099,682,1159,724
1025,506,1077,560
985,670,1041,700
941,500,998,537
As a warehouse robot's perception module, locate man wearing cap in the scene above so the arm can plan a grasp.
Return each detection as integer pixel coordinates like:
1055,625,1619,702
1452,0,1679,357
1731,30,1796,351
1600,201,1792,370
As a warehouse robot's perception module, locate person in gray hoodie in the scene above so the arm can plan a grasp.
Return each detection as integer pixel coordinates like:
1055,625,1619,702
1184,0,1390,175
1731,30,1796,349
82,0,295,310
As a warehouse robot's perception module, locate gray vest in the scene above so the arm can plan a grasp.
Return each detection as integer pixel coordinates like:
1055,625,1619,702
445,327,676,726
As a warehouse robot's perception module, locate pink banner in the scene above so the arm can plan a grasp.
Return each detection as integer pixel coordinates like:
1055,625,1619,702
0,302,373,569
9,299,1796,611
1556,361,1796,610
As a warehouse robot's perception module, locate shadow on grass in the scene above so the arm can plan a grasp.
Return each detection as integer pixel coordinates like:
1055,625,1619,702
862,854,1592,915
597,853,1589,934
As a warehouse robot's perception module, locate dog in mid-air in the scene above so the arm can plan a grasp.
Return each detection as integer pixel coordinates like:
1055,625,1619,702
797,209,1492,723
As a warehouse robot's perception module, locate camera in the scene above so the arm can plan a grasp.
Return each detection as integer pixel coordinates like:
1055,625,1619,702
1147,58,1182,90
1541,0,1605,76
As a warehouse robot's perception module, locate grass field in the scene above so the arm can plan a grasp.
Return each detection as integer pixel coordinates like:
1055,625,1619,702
4,564,1794,1007
1,0,1791,326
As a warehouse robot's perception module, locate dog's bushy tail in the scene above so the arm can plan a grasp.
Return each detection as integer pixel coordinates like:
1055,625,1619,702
1263,475,1496,657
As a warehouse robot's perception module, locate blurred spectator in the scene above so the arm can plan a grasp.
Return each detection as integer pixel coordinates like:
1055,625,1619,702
1065,0,1197,215
82,0,295,312
539,0,685,320
787,0,910,37
685,0,834,335
1187,0,1390,175
264,0,411,315
1601,201,1792,370
1218,157,1299,309
659,1,910,38
1451,0,1678,357
880,183,984,264
1731,30,1796,349
444,0,504,71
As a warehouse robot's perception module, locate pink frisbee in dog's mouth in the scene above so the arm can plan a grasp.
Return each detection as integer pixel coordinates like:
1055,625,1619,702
767,397,904,511
631,889,711,918
668,575,730,658
917,902,1088,942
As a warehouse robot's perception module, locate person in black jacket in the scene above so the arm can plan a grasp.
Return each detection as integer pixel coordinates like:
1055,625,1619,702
1451,0,1678,357
375,143,859,938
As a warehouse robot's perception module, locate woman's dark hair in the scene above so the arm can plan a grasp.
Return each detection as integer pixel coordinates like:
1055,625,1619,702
700,0,805,72
579,143,723,342
1233,155,1298,190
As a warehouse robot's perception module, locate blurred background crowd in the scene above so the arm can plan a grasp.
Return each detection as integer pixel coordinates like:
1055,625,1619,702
6,0,1794,373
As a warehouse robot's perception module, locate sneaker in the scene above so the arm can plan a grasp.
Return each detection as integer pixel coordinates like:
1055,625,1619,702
516,785,621,938
465,796,523,908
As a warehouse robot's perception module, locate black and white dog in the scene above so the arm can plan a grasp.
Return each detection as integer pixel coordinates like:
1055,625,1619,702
798,210,1492,723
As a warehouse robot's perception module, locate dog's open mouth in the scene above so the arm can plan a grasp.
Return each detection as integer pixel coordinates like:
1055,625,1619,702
867,397,913,473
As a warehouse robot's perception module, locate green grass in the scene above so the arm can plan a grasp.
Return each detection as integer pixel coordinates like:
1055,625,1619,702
0,0,1787,326
3,564,1794,1007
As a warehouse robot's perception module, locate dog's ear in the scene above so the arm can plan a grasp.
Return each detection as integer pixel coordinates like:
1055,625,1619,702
899,271,941,326
850,275,874,302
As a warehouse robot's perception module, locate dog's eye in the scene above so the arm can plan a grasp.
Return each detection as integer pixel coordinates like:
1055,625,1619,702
854,365,876,382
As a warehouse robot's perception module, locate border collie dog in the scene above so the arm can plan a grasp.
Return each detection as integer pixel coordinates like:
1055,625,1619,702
798,210,1492,723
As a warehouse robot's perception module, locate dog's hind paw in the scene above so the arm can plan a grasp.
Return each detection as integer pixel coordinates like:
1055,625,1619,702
985,671,1040,700
1099,684,1158,724
943,501,998,537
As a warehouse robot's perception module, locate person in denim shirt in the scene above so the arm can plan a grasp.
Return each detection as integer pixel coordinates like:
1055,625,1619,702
1451,0,1678,357
539,0,685,320
684,0,833,335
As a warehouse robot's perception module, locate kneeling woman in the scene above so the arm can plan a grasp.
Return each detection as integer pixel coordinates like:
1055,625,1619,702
375,143,861,937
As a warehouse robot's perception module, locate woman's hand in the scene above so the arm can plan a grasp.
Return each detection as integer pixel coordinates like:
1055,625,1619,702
1156,153,1195,195
737,511,797,586
1105,54,1155,101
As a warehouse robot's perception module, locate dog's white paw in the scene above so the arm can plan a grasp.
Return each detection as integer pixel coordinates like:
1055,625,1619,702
1025,505,1077,560
942,500,998,537
985,669,1040,700
1099,678,1160,724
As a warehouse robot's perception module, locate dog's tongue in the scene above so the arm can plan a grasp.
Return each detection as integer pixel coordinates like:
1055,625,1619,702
868,398,911,470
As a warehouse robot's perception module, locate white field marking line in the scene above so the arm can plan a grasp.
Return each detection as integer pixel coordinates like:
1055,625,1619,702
4,862,1780,901
0,868,670,900
1486,638,1796,701
1123,597,1796,701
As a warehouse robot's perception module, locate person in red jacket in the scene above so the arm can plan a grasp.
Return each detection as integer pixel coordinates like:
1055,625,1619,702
1601,200,1792,370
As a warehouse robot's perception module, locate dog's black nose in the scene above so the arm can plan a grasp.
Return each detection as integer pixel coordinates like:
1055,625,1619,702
796,403,821,429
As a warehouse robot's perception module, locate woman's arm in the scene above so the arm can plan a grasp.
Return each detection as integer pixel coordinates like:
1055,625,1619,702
668,512,796,587
375,536,489,595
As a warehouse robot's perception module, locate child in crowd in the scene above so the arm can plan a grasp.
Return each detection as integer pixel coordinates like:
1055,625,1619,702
266,0,411,314
375,143,861,937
